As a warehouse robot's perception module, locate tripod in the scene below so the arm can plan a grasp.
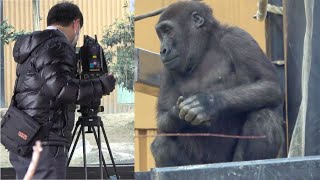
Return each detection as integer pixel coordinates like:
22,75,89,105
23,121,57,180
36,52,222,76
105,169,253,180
67,106,119,179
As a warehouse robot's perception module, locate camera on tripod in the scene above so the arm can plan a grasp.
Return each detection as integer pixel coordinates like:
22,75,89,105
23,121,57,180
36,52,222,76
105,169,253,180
77,35,108,114
68,35,119,179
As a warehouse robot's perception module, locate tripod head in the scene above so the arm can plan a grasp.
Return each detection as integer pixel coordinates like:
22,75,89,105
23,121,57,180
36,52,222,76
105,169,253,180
78,105,104,117
77,97,104,120
77,100,104,133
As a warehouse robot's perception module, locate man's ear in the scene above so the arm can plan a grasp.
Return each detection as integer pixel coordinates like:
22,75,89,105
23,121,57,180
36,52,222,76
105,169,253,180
73,19,80,30
191,12,204,28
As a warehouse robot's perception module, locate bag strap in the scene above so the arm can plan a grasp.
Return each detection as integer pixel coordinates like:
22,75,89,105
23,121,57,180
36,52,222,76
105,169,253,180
34,108,62,143
40,108,62,136
10,66,20,107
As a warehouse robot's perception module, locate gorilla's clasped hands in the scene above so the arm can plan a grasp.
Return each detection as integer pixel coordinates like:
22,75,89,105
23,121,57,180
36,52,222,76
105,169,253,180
175,95,218,126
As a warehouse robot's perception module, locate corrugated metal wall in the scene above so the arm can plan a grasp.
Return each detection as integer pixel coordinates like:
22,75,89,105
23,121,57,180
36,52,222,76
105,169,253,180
2,0,133,113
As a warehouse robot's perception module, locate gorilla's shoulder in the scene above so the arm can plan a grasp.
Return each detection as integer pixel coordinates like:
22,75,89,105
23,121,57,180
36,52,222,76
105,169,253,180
221,27,254,42
220,26,258,49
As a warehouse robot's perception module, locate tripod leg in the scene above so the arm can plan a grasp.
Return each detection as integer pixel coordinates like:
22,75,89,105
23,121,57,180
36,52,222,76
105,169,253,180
101,125,119,179
98,126,103,179
81,123,87,179
67,125,81,166
92,126,110,177
71,120,81,142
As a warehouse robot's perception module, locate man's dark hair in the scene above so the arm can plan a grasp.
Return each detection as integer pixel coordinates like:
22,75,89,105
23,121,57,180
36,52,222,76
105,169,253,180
47,2,83,28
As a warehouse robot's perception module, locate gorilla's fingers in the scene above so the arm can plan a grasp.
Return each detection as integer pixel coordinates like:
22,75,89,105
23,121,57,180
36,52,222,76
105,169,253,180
170,106,180,118
187,101,202,110
191,113,210,126
176,96,184,107
179,103,194,120
179,98,200,111
179,95,197,109
184,107,202,122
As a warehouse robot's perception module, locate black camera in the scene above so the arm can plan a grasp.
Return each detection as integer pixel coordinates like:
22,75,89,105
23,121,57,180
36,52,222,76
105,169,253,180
76,35,108,114
78,35,108,80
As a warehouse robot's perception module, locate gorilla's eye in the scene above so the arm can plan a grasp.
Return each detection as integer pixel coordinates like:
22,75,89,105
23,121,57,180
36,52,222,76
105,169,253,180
156,30,163,39
160,25,172,35
156,23,173,39
163,27,171,34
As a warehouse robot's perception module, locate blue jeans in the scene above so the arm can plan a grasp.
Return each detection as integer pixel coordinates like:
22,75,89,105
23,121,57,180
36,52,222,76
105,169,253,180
9,146,68,179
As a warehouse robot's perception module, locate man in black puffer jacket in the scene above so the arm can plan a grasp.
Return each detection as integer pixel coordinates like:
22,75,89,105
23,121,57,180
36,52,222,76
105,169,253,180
9,2,115,179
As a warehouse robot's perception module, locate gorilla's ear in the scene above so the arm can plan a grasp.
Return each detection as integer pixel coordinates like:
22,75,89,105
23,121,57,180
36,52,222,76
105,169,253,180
191,12,204,28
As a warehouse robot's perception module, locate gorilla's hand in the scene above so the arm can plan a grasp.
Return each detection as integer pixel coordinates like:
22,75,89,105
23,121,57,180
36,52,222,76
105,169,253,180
178,94,218,126
168,96,184,119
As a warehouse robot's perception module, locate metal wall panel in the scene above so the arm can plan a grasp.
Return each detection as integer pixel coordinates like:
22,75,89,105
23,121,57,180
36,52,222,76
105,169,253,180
286,0,320,157
2,0,133,113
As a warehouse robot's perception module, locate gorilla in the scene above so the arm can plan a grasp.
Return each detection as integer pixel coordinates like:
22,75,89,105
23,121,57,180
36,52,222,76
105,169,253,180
151,1,285,167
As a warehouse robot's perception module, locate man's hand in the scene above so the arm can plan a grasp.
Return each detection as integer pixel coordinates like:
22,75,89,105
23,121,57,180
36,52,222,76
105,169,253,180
99,74,116,95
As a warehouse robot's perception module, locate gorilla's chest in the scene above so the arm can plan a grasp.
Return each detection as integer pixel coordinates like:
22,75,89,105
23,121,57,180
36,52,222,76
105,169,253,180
177,59,238,97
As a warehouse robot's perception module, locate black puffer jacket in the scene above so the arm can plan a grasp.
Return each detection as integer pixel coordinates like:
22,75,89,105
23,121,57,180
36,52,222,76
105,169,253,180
13,29,104,146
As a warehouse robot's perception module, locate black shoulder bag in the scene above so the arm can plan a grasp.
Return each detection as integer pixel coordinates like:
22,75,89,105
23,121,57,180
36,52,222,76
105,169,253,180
1,71,61,156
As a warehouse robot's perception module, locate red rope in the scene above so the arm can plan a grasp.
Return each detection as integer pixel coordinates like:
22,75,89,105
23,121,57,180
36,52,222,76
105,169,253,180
135,133,266,139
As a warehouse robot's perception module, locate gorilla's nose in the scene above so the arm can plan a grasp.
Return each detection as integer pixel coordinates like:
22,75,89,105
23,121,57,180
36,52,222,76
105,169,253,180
160,47,167,55
160,46,171,59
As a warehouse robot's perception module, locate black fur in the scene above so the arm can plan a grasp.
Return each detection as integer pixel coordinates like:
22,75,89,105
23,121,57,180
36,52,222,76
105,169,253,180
151,1,285,167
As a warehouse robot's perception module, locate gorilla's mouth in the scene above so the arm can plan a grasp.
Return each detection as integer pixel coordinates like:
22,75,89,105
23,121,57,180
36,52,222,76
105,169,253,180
163,56,178,64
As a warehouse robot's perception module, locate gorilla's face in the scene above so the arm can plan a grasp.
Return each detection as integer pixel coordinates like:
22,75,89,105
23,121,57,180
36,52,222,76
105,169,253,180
156,20,185,71
156,12,207,73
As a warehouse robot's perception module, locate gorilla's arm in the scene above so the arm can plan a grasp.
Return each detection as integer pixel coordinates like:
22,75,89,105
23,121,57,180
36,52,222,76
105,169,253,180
157,72,188,132
217,29,283,111
178,29,282,125
157,106,187,133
